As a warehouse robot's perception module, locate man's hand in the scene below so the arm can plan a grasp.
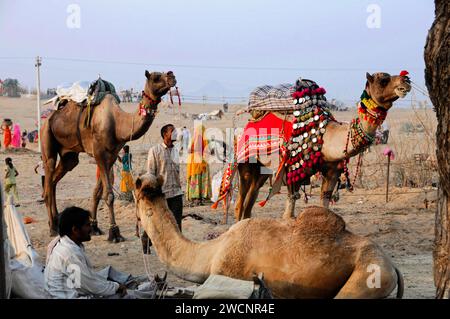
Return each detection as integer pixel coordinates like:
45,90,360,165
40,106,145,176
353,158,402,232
116,284,127,297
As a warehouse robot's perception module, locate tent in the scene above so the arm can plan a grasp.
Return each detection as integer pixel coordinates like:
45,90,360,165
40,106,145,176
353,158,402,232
1,193,50,298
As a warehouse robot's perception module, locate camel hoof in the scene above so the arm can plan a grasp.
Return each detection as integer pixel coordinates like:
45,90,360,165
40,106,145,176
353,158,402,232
108,225,125,243
91,221,104,236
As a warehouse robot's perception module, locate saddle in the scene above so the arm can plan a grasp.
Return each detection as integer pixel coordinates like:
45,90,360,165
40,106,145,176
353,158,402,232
45,78,121,127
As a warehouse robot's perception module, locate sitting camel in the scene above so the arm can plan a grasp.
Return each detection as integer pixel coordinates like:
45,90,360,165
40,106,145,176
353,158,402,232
135,174,403,299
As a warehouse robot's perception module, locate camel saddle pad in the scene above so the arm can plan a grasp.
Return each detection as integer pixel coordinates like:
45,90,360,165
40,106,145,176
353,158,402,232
246,83,295,113
49,78,120,109
193,275,264,299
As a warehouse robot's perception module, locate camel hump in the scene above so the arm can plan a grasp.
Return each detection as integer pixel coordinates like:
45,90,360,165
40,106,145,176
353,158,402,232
295,206,346,234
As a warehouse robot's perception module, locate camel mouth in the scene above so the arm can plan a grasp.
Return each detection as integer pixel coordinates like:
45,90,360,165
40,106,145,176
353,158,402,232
395,86,410,98
166,72,177,88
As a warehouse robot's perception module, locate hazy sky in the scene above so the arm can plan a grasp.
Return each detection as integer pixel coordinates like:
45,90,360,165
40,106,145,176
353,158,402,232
0,0,435,103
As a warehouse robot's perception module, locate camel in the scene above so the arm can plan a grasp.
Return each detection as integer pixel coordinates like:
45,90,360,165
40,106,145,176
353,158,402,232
40,70,176,242
135,173,404,298
235,72,411,221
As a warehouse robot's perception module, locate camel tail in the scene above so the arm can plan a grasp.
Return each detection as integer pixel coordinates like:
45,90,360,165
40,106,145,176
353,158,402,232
394,266,404,299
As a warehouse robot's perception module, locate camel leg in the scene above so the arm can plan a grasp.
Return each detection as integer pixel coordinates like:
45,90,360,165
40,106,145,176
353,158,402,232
96,156,124,243
41,121,59,236
235,164,252,222
241,167,268,220
334,261,399,299
43,155,58,236
283,187,297,220
90,177,104,235
320,164,341,208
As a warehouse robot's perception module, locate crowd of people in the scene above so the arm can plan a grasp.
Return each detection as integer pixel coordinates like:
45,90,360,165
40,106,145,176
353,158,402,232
1,119,28,150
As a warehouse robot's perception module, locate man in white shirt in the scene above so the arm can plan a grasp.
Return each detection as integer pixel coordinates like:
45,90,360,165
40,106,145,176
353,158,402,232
44,206,127,298
147,124,183,230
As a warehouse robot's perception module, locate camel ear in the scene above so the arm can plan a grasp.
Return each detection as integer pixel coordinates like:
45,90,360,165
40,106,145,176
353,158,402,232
145,70,151,79
156,175,164,187
135,177,142,190
366,72,374,83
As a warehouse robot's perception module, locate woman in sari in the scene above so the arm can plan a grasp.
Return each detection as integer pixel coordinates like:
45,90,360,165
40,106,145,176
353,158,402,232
118,145,134,201
186,124,211,205
11,123,21,148
3,125,11,149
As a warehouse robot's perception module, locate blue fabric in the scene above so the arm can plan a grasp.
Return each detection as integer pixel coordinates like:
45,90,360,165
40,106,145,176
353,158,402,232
122,153,131,172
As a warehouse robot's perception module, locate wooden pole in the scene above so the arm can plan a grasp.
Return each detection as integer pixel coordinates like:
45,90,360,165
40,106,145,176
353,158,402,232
0,184,7,299
386,155,391,203
35,56,42,153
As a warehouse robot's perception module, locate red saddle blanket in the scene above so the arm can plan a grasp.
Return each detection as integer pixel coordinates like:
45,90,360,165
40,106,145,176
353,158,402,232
236,112,293,163
212,112,292,209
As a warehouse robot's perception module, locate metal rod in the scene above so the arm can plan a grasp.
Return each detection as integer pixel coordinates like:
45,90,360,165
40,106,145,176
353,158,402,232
35,56,42,153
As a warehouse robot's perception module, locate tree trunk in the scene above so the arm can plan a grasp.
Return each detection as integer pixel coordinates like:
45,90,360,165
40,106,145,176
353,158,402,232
424,0,450,299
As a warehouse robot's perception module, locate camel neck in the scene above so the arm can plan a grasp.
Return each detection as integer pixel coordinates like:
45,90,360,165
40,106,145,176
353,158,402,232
140,196,213,282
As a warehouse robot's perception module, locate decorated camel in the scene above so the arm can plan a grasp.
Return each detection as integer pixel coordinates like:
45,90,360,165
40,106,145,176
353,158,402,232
135,174,403,298
41,70,176,242
215,71,411,221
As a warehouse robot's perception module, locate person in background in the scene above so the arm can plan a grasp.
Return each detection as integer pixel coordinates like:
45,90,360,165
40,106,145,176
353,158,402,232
34,156,45,202
117,145,134,201
3,123,12,149
181,126,190,154
21,130,28,148
186,123,211,206
381,121,390,144
4,157,20,207
11,123,21,148
147,124,183,230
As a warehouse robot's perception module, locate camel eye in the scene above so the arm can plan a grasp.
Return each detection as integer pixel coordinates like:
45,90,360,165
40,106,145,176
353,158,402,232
380,78,390,87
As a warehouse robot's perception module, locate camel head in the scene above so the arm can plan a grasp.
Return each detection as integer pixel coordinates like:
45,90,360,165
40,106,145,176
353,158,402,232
135,174,165,221
364,71,411,109
144,70,177,99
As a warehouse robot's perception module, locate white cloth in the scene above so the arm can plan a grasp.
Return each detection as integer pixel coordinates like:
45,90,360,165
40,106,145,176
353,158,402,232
4,203,50,298
147,143,183,199
56,81,90,104
211,171,223,202
44,236,119,299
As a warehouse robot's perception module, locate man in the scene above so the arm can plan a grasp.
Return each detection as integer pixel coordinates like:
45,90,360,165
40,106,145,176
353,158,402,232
147,124,183,231
34,156,45,202
381,121,390,144
44,206,128,299
181,126,190,154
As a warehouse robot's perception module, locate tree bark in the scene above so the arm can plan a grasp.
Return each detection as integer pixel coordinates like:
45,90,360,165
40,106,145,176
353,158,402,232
424,0,450,299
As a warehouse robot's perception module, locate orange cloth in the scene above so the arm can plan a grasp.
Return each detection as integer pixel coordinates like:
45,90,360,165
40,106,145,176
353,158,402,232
3,126,11,148
186,125,208,179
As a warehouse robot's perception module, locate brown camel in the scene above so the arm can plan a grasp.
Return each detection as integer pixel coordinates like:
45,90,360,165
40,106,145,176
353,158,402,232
235,72,411,221
135,174,403,298
40,70,176,242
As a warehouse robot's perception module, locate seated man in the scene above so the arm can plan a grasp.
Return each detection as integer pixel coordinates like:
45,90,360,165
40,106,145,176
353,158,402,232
44,206,128,299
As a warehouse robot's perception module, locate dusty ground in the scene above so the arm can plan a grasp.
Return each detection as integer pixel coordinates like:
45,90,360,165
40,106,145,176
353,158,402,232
0,96,437,298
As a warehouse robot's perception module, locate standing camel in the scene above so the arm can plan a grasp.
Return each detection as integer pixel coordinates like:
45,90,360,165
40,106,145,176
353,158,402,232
40,70,176,242
235,72,411,221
